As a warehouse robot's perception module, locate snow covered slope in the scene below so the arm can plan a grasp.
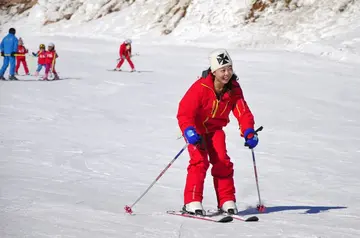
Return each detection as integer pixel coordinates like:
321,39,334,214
1,0,360,61
1,34,360,238
1,1,360,237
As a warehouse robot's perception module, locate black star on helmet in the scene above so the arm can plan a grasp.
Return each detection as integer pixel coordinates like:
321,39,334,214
216,53,230,65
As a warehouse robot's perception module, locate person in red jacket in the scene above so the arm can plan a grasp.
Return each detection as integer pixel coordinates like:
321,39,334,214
15,37,30,75
177,49,259,216
32,44,47,76
44,42,59,80
114,39,135,72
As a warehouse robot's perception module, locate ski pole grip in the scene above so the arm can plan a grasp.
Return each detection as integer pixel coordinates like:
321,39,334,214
255,126,263,134
244,126,263,147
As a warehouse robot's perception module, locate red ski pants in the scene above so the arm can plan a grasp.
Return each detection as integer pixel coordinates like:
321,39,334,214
116,56,134,69
184,130,235,207
16,58,29,74
45,63,57,74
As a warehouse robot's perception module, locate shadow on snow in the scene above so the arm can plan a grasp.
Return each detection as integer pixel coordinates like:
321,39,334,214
237,205,347,215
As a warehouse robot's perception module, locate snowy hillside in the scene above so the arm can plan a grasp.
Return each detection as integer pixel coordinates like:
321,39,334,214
1,34,360,238
1,1,360,238
1,0,360,61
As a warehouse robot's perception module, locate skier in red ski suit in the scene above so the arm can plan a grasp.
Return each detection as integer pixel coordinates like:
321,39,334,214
44,42,59,80
115,39,135,71
15,37,29,75
177,49,259,216
32,44,47,76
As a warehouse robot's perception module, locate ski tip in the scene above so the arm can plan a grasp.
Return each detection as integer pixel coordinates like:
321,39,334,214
218,216,233,223
245,216,259,222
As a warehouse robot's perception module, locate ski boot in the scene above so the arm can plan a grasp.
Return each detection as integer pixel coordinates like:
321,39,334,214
0,75,5,80
221,201,238,215
42,73,49,81
9,75,18,80
182,201,206,216
53,73,60,80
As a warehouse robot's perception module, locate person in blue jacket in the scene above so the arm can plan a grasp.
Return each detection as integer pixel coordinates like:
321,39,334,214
0,28,19,80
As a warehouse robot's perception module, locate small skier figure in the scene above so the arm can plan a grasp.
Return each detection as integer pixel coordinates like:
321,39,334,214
32,44,47,76
15,37,30,75
114,39,135,72
0,28,18,80
44,42,59,80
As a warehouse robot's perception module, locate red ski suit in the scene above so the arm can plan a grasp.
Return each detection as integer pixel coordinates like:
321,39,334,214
15,45,29,74
177,70,255,207
116,42,134,69
45,50,58,74
35,50,47,65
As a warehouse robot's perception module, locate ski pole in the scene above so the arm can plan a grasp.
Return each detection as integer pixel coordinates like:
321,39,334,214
50,52,57,78
3,53,26,57
251,147,266,212
245,126,266,212
117,53,138,61
244,126,265,212
124,143,189,214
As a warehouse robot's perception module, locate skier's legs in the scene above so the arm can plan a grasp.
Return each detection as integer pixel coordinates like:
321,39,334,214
9,56,16,76
36,64,42,72
126,57,135,70
44,63,51,79
116,58,125,69
15,58,21,74
184,143,210,205
45,63,50,74
22,59,29,74
0,56,10,76
207,130,235,208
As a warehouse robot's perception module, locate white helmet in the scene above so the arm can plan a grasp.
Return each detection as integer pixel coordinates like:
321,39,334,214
124,39,132,44
48,42,55,48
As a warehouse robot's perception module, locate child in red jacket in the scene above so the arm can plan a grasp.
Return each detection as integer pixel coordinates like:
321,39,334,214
32,44,47,76
15,37,29,75
44,42,59,80
177,49,259,216
114,39,135,72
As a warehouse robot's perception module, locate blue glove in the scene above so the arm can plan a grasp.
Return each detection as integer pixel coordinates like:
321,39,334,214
244,128,259,149
184,126,201,145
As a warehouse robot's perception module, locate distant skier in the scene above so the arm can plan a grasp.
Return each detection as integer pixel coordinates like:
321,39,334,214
15,37,30,75
0,28,19,80
44,42,59,80
114,39,135,72
32,44,47,76
177,49,259,216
